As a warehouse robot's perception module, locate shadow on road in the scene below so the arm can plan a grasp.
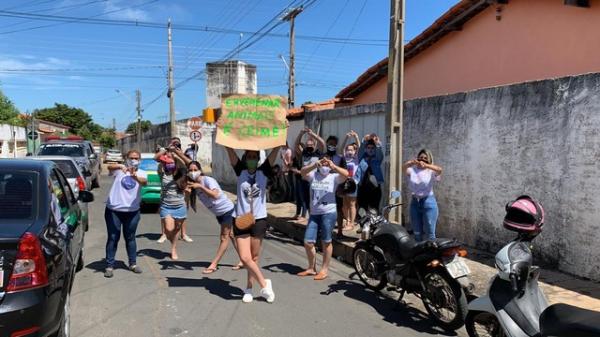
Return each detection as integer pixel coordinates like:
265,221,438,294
137,248,171,260
263,262,304,275
86,260,128,272
159,260,211,271
165,277,243,300
321,279,458,336
136,233,162,241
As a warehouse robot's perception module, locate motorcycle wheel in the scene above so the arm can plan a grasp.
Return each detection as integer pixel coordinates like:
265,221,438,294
353,247,387,291
421,269,468,331
465,311,505,337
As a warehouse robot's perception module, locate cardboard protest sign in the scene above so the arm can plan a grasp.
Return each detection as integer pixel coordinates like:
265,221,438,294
215,94,288,150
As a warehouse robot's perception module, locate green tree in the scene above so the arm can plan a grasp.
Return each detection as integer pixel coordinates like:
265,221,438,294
33,103,92,134
0,89,21,125
98,132,116,149
126,120,152,134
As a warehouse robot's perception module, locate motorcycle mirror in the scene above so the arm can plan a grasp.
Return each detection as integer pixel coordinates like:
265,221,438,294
369,208,378,215
390,190,401,199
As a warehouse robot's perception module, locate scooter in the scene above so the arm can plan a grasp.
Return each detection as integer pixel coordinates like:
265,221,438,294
466,234,600,337
353,191,474,331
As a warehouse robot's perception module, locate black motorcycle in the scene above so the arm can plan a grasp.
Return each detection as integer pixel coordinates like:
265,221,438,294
352,191,474,330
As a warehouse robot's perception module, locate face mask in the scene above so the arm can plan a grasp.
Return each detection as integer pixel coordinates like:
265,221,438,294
327,145,336,154
246,159,258,170
306,147,314,154
188,171,201,181
318,166,331,175
366,148,376,157
126,159,139,168
165,163,176,172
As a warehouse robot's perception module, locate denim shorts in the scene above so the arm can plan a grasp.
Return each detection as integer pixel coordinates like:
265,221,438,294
304,212,337,244
216,209,234,226
159,204,187,219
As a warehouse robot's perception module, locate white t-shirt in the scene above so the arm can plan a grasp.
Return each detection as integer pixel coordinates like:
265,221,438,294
106,169,147,212
233,161,273,219
305,171,346,215
407,166,440,198
195,176,234,216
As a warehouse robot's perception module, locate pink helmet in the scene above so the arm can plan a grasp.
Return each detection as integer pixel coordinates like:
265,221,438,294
503,195,545,235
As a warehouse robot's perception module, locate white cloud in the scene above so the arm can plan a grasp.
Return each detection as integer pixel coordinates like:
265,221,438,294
0,55,71,80
103,1,152,21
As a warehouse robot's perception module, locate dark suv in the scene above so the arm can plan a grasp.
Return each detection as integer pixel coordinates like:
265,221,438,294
0,159,93,337
37,136,100,189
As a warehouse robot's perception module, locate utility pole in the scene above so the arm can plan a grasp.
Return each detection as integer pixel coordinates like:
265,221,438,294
30,112,36,155
167,19,177,138
385,0,405,223
136,89,142,146
112,118,116,131
283,7,303,108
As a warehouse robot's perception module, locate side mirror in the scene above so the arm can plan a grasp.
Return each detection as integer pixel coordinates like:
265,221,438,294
358,208,366,217
78,190,94,203
89,153,97,160
390,190,401,199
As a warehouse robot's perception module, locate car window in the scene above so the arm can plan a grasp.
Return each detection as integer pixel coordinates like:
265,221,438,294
53,160,79,178
50,170,69,214
0,170,37,221
54,169,76,205
39,144,84,157
139,158,158,171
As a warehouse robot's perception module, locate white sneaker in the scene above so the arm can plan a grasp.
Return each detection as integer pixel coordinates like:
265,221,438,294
181,234,193,243
157,234,167,244
242,288,253,303
260,279,275,303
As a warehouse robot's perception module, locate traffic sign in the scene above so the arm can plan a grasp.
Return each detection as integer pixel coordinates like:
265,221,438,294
27,131,39,140
187,117,202,130
189,130,202,142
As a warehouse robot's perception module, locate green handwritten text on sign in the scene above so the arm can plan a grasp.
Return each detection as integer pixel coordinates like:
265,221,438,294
216,94,288,150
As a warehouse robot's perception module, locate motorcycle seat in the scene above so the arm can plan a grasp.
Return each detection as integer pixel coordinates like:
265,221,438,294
540,303,600,337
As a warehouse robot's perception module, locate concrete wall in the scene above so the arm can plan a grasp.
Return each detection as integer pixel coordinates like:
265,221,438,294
352,0,600,104
118,118,213,168
0,124,27,158
306,73,600,281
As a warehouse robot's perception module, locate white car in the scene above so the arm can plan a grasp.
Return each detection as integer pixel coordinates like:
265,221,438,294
105,149,123,163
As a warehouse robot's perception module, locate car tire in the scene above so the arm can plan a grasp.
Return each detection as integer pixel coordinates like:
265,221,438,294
56,292,71,337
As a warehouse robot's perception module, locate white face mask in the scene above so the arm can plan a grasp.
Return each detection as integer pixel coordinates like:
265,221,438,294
126,159,139,168
188,171,201,181
318,166,331,175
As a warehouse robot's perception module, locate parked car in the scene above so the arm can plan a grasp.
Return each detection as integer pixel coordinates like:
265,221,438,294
37,136,100,189
28,156,91,232
104,149,123,163
139,153,160,207
0,159,93,337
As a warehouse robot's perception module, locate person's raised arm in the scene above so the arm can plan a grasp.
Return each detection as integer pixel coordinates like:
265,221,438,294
107,163,125,172
422,162,443,176
171,147,191,166
402,159,417,175
154,147,167,161
327,158,349,179
308,129,326,152
300,159,319,178
294,128,306,156
225,146,239,167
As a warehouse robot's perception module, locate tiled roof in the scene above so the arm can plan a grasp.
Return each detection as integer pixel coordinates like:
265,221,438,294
286,98,348,119
336,0,491,100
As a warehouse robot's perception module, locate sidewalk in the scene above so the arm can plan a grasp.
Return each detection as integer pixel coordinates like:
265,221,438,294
251,198,600,311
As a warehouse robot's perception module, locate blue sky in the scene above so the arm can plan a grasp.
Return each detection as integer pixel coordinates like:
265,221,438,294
0,0,457,131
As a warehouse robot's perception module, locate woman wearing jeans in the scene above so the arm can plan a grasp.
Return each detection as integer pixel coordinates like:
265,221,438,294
403,149,443,241
104,150,147,278
298,156,348,281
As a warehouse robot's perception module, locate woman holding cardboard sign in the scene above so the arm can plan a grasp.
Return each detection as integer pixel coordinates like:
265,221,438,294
224,145,281,303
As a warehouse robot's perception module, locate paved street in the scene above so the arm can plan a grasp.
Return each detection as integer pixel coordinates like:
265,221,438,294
71,175,465,337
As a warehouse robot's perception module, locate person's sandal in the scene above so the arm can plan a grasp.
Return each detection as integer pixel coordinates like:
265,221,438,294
202,267,218,274
314,271,328,281
297,270,317,277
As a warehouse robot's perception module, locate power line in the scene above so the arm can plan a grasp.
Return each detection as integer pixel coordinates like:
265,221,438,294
0,8,387,46
325,0,369,73
0,0,160,35
0,65,164,72
2,0,106,29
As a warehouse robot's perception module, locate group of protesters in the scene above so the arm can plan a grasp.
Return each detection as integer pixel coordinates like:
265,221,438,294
102,125,442,304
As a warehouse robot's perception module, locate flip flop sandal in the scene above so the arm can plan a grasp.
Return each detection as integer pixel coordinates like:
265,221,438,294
232,264,244,270
314,272,328,281
202,267,218,274
297,270,317,277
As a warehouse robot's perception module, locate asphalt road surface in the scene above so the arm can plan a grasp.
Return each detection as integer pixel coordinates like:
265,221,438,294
71,175,467,337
